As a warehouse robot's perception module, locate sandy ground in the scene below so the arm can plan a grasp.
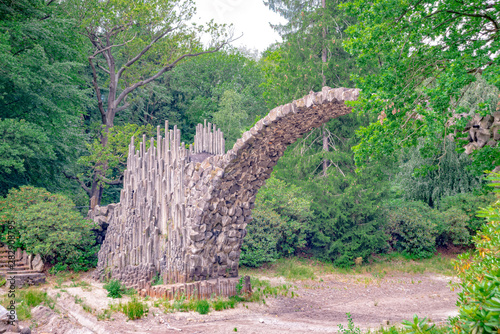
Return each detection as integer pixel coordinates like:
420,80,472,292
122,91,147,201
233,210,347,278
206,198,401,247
14,270,460,334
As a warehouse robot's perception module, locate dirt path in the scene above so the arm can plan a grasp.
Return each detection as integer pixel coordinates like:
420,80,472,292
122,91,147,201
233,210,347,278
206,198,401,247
23,271,459,334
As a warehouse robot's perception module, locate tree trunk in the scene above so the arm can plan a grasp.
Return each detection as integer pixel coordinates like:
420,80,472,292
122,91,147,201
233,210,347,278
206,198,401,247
322,125,329,176
89,114,114,210
321,0,328,176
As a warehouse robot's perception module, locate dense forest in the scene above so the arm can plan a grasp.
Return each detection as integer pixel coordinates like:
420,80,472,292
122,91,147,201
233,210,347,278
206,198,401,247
1,0,499,331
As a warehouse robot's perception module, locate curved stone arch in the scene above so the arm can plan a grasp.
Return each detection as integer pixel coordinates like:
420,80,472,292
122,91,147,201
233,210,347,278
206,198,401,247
183,87,359,281
93,87,359,287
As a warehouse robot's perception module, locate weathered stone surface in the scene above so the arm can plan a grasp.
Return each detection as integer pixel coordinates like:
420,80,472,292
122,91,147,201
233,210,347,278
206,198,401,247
31,254,44,272
93,87,359,286
480,114,494,129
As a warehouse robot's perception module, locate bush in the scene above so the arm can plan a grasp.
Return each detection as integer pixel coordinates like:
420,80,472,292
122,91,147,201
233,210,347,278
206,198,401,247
454,175,500,333
241,177,313,267
434,207,470,247
120,297,148,320
195,300,210,315
240,206,281,267
0,186,98,270
103,279,135,298
104,279,124,298
439,192,496,234
383,200,437,259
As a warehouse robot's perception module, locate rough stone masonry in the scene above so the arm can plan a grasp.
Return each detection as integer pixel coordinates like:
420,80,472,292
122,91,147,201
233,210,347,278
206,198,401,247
93,87,360,289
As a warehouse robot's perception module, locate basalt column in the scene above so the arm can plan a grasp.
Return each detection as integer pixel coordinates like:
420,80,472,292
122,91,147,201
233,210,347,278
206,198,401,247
94,87,360,287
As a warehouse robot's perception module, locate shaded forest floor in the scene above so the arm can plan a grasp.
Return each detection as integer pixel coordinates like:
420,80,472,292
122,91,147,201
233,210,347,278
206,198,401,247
12,254,460,334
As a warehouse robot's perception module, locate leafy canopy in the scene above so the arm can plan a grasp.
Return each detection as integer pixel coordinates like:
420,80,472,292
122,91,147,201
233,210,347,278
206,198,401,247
343,0,500,169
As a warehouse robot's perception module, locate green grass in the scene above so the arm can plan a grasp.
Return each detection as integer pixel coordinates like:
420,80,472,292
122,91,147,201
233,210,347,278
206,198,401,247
103,279,136,298
273,258,316,280
195,299,210,315
156,277,293,314
120,297,148,320
241,252,457,280
1,288,55,320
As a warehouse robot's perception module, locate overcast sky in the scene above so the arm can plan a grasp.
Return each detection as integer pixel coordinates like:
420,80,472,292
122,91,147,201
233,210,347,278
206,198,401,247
193,0,286,54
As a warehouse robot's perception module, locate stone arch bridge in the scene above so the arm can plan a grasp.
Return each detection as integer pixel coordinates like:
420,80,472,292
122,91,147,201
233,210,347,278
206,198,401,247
92,87,359,289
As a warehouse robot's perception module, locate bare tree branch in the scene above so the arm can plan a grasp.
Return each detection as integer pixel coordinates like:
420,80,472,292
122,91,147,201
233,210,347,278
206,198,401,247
116,27,177,80
97,174,123,185
90,34,137,59
445,9,499,31
88,58,106,122
115,102,130,113
63,171,91,196
115,39,235,107
97,63,110,75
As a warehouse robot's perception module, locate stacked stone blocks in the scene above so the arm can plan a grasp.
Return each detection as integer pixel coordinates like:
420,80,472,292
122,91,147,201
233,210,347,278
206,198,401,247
94,87,360,290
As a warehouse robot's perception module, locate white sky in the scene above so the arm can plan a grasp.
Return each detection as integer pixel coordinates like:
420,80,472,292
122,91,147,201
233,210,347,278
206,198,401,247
193,0,286,54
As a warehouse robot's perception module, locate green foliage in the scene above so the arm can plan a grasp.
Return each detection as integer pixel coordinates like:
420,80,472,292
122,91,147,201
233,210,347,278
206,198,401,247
241,177,313,267
395,141,481,208
0,119,55,196
273,258,316,280
401,315,436,333
78,123,155,204
263,0,359,108
212,90,249,150
267,114,390,267
195,299,210,315
120,297,148,320
454,174,500,333
0,186,98,270
166,49,266,140
344,0,500,171
1,288,55,321
104,279,124,298
338,313,362,334
434,208,470,248
439,192,496,235
240,206,281,267
152,273,163,286
0,0,91,198
383,200,437,259
103,279,135,298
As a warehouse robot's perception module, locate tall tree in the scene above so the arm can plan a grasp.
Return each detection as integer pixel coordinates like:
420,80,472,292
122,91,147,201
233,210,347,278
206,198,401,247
0,0,91,196
69,0,234,208
262,0,357,108
344,0,500,171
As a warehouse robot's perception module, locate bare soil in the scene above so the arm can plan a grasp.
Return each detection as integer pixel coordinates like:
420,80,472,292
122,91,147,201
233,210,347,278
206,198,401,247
17,271,459,334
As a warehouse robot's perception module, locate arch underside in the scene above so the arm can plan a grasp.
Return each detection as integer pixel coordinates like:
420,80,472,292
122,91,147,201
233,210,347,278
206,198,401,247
93,87,359,288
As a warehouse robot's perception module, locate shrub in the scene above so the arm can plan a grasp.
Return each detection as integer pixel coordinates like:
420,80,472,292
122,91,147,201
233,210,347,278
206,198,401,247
434,207,470,247
454,175,500,333
383,200,437,259
120,297,148,320
0,186,98,271
0,288,54,320
241,177,314,267
103,279,129,298
240,206,282,267
195,300,210,315
439,192,496,234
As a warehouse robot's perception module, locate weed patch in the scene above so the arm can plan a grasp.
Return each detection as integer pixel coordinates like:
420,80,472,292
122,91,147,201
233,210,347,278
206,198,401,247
0,288,55,321
103,279,135,298
273,258,316,280
120,298,148,320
